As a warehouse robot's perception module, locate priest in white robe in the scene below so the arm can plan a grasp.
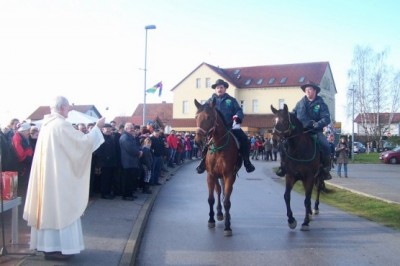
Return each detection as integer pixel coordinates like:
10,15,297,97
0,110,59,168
23,96,105,260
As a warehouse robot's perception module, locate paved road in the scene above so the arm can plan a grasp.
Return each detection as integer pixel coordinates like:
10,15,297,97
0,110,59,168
136,160,400,266
0,159,398,265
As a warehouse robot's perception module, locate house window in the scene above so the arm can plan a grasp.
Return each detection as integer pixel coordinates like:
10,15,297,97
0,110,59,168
196,78,201,89
299,76,305,83
257,78,263,85
233,69,240,75
252,99,258,113
268,78,275,84
182,101,189,114
279,99,285,109
240,100,245,111
280,77,287,84
205,78,211,88
245,79,252,85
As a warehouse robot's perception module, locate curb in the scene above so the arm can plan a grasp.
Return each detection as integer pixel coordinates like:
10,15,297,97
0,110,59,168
119,185,161,266
325,181,400,205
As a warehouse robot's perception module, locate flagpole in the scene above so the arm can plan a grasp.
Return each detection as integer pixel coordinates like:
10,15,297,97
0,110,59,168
143,24,156,126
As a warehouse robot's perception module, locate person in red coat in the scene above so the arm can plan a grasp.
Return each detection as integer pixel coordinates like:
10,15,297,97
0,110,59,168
166,130,178,167
12,122,33,186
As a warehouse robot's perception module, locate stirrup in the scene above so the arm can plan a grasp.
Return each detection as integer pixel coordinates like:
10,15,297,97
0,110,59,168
196,160,206,174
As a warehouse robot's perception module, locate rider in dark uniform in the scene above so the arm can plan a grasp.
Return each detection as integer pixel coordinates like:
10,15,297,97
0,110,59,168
196,79,255,174
276,81,332,180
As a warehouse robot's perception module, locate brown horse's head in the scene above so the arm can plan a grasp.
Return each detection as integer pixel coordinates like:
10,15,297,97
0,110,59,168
271,104,302,138
194,98,217,147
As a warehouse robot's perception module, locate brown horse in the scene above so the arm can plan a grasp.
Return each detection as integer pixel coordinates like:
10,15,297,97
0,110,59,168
271,104,324,231
194,99,241,236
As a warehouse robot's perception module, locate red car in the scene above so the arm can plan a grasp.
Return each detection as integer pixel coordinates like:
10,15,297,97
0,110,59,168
379,146,400,164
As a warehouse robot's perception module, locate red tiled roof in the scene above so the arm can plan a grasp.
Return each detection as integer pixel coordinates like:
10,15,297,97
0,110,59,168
171,61,333,91
224,62,330,89
354,113,400,124
132,102,173,125
27,105,101,120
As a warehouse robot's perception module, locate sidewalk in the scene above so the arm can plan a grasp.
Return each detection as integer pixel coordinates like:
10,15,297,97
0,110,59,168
0,161,187,266
326,163,400,204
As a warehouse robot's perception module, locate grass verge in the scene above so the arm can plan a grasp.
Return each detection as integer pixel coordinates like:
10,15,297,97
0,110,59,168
292,182,400,230
350,152,381,164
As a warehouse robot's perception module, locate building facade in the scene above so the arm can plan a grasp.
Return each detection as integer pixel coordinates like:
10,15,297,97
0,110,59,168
169,61,337,135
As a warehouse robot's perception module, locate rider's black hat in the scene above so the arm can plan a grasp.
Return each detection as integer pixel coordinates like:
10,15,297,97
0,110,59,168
300,81,321,94
211,79,229,89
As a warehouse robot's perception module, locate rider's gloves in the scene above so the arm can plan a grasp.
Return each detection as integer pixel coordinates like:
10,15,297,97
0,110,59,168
232,115,241,129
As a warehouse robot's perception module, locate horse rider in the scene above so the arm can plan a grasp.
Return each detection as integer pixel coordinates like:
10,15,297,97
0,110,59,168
196,79,255,174
276,81,332,180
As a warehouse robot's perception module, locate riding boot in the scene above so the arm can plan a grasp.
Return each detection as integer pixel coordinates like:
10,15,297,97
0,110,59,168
241,145,255,173
321,155,332,180
196,146,208,174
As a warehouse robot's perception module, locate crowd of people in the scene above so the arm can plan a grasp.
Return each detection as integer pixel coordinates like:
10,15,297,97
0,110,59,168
0,96,207,260
249,135,279,161
0,115,204,202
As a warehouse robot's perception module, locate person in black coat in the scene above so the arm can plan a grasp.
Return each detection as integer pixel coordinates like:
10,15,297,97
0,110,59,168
94,124,119,199
140,137,153,193
119,123,142,201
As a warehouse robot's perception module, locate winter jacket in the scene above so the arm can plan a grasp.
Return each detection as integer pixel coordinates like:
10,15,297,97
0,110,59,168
293,95,331,132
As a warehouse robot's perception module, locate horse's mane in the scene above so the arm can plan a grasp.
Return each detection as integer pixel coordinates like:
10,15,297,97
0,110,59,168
203,101,230,129
288,111,304,133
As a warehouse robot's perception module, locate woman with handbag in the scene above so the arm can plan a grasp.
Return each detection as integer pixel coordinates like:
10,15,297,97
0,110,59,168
335,137,349,178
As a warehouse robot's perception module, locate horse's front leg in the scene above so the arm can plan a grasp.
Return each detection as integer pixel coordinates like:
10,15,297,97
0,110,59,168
313,179,323,215
207,175,216,228
301,181,313,231
284,177,297,229
222,177,234,236
215,178,223,221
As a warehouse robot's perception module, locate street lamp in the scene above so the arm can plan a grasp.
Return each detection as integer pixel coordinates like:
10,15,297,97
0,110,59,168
143,24,156,126
350,85,355,161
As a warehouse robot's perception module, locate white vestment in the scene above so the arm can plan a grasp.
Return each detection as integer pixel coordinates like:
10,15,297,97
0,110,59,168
23,113,104,253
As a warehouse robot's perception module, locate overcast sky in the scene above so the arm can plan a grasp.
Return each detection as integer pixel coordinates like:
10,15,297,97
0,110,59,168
0,0,399,132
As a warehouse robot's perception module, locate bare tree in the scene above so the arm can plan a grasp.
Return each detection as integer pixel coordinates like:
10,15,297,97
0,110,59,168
347,45,399,147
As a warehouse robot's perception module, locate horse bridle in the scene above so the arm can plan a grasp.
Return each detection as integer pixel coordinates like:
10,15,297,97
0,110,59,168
196,108,231,152
196,108,219,139
273,112,296,137
273,112,318,162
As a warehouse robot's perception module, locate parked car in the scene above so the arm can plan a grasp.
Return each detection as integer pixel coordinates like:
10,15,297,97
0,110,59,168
382,140,397,151
353,142,366,153
379,146,400,164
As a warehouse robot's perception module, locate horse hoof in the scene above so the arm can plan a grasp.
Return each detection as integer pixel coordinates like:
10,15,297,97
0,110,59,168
300,225,310,231
224,230,232,236
313,209,319,215
288,220,297,229
208,222,215,228
217,215,224,221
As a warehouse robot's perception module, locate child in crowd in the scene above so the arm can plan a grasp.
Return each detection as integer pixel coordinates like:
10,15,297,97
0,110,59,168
141,137,153,193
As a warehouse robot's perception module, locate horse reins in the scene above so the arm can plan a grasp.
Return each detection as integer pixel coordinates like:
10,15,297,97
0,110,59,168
274,112,318,162
196,108,231,153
